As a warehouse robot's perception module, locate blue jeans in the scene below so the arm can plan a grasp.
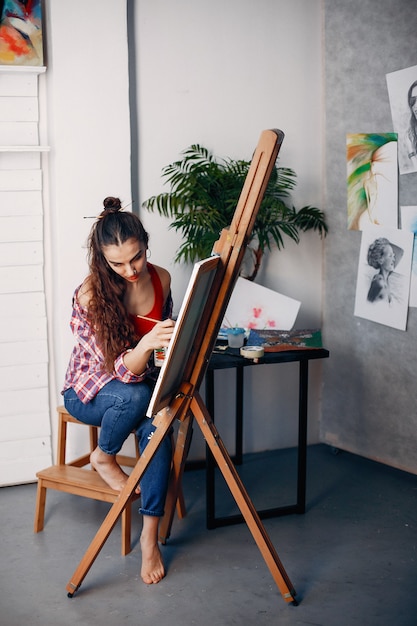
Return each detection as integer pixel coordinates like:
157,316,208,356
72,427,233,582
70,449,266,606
63,379,172,517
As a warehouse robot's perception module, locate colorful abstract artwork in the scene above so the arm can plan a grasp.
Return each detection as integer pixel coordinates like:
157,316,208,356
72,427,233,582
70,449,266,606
386,64,417,175
347,133,398,231
0,0,43,66
248,328,323,352
354,225,413,331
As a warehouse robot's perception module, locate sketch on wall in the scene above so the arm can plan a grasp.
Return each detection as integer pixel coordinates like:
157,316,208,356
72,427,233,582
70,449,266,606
400,205,417,308
386,64,417,176
347,133,398,231
354,225,413,331
0,0,43,66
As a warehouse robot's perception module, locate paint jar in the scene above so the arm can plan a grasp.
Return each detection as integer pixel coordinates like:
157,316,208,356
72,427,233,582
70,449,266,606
226,327,245,349
154,347,166,367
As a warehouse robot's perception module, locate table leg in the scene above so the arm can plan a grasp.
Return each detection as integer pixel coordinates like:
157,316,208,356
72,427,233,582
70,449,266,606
235,366,244,465
205,366,245,528
297,360,308,513
206,359,310,528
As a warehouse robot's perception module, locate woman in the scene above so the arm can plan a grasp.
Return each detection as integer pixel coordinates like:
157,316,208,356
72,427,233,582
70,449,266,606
366,237,397,304
62,197,175,584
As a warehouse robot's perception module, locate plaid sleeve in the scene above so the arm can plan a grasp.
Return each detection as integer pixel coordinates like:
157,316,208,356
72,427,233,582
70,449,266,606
113,351,149,383
71,298,148,386
64,287,174,402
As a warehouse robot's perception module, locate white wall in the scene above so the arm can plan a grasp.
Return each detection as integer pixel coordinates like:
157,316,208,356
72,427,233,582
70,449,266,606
134,0,325,456
44,0,324,461
0,68,52,485
136,0,324,320
322,0,417,474
44,0,131,457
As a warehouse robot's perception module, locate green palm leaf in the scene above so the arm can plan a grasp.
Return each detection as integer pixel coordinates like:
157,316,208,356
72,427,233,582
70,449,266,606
143,144,327,278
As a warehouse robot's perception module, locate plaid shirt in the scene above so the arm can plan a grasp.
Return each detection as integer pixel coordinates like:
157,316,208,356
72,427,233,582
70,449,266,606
62,285,173,404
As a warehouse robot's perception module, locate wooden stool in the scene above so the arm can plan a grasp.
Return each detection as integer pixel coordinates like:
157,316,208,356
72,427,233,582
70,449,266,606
34,406,140,556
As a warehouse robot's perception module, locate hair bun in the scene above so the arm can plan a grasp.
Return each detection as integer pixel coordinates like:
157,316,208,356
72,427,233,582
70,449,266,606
102,196,122,213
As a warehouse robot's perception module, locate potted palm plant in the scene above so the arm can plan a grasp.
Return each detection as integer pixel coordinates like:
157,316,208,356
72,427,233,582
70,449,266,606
142,144,328,281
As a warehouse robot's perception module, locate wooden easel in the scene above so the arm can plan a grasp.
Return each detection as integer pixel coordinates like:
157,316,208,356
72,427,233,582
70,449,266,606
65,129,298,606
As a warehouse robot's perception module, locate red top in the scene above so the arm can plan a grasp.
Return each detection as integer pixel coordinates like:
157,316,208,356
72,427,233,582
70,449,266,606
129,263,165,337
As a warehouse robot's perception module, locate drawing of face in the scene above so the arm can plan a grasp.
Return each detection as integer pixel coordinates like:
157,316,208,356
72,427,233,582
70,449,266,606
410,85,417,119
380,244,396,272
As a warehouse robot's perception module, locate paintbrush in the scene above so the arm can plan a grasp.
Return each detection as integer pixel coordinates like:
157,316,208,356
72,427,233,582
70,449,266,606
135,314,161,324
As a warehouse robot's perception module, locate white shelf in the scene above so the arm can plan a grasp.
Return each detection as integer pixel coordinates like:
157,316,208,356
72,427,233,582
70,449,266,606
0,66,46,74
0,145,50,152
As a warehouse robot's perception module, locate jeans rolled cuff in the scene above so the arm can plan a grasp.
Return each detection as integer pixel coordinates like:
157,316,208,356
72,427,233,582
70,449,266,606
139,507,165,517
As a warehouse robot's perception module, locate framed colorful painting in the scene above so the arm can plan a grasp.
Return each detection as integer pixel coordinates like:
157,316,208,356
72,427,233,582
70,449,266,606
0,0,44,66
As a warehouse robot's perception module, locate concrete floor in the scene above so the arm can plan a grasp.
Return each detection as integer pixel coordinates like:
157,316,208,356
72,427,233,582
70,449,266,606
1,444,416,626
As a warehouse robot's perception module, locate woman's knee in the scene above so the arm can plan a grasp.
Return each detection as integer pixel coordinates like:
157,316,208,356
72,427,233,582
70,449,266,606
101,380,152,413
128,382,152,408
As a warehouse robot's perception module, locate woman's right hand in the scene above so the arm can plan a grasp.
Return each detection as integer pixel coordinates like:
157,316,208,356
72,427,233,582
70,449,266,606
141,319,176,352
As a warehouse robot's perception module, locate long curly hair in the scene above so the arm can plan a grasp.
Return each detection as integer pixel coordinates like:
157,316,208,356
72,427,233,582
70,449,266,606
86,197,149,371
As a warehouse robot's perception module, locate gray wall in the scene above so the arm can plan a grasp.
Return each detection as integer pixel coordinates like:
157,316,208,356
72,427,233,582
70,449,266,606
322,0,417,473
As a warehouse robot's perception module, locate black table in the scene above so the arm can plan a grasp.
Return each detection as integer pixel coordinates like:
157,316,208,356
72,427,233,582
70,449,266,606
203,346,330,529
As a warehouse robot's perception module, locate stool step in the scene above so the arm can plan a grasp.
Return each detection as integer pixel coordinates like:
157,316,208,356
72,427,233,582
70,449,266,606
36,465,125,503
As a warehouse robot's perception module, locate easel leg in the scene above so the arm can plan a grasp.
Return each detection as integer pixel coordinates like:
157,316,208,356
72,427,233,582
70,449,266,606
191,391,298,605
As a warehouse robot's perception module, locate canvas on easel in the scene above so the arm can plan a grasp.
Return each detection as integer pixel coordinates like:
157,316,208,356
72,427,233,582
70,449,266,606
64,129,299,606
147,255,220,417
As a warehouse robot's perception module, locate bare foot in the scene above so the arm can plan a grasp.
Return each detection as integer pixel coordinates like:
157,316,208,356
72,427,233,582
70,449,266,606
90,447,129,492
140,535,165,584
90,447,141,495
